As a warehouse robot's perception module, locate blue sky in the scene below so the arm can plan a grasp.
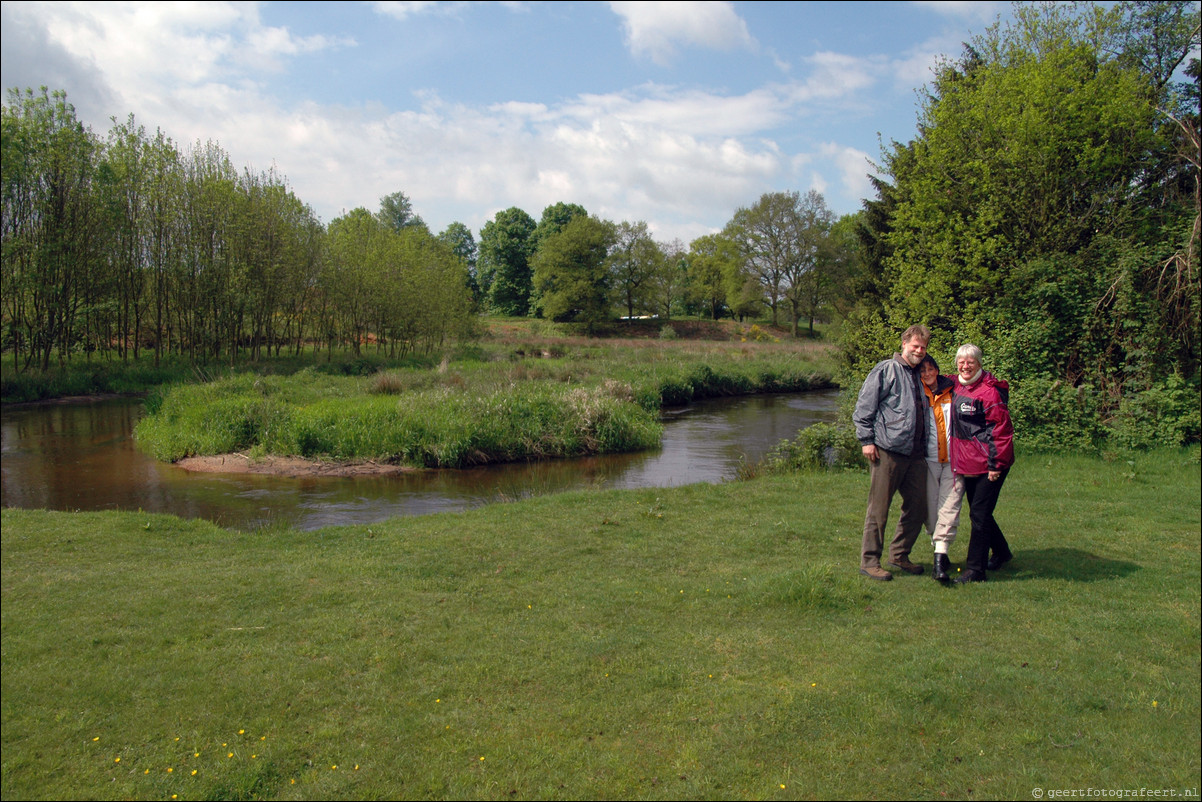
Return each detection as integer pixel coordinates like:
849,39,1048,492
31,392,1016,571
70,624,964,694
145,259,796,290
1,1,1010,243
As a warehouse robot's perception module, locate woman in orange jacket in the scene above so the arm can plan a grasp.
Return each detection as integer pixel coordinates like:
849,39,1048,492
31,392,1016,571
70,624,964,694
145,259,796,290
919,355,960,581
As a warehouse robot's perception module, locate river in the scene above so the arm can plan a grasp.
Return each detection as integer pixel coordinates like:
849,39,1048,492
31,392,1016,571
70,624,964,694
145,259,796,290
1,390,840,531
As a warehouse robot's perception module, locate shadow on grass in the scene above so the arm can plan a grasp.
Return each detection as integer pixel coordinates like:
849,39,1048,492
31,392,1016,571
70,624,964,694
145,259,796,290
994,547,1140,583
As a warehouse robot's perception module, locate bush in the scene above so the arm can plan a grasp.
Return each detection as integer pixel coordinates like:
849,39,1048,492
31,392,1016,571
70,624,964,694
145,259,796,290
1007,376,1104,451
759,422,863,474
1105,374,1201,449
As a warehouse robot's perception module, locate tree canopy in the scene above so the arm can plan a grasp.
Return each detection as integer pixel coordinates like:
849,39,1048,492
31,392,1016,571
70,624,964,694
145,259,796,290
846,0,1200,448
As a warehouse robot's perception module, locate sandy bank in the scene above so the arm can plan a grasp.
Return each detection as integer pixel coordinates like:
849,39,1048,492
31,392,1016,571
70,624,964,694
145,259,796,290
175,454,415,478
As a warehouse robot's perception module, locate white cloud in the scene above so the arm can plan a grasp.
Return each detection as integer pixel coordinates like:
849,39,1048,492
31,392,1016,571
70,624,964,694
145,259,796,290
372,0,515,22
1,1,919,242
819,142,877,206
911,1,1004,25
608,0,756,65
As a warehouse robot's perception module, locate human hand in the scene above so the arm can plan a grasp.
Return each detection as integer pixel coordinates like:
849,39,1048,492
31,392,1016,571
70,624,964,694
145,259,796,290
862,444,879,463
988,470,1001,481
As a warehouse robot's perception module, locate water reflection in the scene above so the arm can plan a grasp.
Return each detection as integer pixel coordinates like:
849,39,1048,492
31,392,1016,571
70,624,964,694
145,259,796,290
1,391,839,531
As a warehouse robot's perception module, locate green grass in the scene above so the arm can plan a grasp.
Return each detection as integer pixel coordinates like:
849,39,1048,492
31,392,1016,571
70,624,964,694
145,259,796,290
3,448,1198,800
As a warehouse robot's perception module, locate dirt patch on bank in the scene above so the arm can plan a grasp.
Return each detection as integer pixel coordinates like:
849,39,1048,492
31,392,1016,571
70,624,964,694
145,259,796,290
176,454,416,478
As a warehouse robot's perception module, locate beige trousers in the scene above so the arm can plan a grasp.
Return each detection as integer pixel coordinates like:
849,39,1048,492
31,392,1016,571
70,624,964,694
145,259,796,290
924,460,963,554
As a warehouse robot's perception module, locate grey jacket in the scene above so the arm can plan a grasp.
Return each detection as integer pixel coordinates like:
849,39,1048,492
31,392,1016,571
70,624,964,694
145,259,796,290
853,354,926,457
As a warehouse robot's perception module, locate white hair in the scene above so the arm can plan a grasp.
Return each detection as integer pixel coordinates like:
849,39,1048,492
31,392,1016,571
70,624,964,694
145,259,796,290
956,343,983,362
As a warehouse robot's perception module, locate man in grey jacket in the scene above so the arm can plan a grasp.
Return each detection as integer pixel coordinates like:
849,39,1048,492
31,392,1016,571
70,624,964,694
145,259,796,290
853,324,930,580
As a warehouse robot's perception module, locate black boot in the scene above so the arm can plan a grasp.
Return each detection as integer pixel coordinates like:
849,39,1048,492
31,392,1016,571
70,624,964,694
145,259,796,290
955,569,987,584
933,553,950,582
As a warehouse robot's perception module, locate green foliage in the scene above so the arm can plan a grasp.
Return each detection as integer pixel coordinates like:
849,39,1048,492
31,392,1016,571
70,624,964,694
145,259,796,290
843,2,1201,449
1105,373,1202,449
759,422,863,473
1005,376,1104,452
725,190,836,336
0,355,195,403
530,215,614,330
686,232,739,320
478,207,537,316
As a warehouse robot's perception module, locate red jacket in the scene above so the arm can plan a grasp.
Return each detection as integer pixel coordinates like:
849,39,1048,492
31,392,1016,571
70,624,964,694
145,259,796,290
949,371,1014,474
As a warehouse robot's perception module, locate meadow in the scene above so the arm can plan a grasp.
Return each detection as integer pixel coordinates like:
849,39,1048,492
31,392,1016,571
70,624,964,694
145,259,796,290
2,447,1198,800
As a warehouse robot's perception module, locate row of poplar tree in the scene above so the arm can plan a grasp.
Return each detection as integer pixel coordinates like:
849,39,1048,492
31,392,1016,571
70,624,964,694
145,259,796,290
1,90,479,372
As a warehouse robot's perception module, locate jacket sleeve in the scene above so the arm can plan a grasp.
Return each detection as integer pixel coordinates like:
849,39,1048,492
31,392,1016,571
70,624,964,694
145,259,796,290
853,364,884,445
982,389,1015,470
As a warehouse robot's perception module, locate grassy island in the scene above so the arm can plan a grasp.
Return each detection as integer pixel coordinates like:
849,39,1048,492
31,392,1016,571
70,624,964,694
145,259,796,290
132,321,838,468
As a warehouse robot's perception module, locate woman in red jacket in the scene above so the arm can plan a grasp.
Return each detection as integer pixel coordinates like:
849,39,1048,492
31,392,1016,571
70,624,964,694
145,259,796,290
949,344,1015,583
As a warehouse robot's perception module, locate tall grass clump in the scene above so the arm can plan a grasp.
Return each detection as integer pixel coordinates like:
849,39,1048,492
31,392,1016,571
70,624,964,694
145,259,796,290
0,356,197,403
288,383,661,467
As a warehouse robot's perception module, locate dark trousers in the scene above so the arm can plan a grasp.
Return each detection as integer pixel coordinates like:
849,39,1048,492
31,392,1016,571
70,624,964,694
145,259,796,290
860,449,927,569
962,470,1011,573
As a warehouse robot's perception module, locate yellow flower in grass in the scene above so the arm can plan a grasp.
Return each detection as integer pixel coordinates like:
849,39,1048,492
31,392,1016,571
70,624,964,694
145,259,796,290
191,770,198,776
166,767,173,773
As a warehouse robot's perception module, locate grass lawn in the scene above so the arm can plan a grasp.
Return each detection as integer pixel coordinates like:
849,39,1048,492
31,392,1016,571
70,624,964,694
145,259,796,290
2,448,1199,800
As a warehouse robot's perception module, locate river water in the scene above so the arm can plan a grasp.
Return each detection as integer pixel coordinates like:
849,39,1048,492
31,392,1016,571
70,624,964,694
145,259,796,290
1,391,840,531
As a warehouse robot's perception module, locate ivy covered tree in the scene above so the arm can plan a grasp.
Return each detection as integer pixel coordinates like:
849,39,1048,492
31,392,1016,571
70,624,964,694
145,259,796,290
478,207,536,316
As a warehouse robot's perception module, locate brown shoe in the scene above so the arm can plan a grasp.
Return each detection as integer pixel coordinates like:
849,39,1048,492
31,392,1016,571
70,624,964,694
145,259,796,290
888,557,925,575
860,565,893,581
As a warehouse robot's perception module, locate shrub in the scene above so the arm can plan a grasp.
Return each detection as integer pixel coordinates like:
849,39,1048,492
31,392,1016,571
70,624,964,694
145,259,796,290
1007,376,1104,451
759,422,863,474
1105,373,1201,449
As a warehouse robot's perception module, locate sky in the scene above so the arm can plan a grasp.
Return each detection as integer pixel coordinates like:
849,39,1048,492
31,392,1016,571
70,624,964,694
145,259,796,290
1,0,1012,244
